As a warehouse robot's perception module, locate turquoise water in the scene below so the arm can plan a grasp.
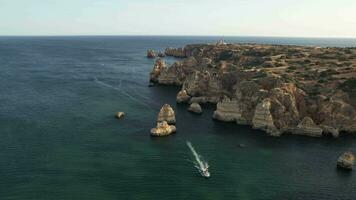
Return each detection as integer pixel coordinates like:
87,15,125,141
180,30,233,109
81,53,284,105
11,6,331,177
0,36,356,200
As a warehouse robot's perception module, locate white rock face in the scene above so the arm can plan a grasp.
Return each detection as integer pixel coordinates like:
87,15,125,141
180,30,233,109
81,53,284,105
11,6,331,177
157,104,176,124
252,98,280,136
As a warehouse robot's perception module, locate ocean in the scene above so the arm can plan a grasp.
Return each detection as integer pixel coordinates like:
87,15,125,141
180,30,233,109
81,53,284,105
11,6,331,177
0,36,356,200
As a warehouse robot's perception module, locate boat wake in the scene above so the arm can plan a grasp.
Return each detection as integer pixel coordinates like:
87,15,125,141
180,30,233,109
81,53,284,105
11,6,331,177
186,141,210,178
93,76,152,109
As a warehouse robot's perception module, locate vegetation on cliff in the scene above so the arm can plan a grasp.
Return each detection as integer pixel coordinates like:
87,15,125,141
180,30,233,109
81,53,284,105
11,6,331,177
149,43,356,137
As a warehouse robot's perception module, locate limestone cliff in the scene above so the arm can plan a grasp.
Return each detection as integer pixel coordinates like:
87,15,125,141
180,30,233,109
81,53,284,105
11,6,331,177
252,99,280,136
149,43,356,138
293,117,323,137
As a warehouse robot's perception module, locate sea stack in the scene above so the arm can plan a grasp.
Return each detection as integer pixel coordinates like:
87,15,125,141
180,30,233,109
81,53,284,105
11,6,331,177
157,104,176,124
115,112,125,119
147,49,156,58
150,121,176,137
337,152,355,170
188,103,202,114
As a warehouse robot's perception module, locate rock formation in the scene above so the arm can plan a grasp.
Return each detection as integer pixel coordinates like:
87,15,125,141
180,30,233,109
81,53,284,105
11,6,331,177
188,103,202,114
337,152,355,170
157,104,176,124
147,49,156,58
115,112,125,119
149,43,356,138
165,47,187,58
252,98,280,136
149,58,166,83
213,97,245,123
176,90,191,103
293,117,323,137
150,121,176,137
158,52,165,58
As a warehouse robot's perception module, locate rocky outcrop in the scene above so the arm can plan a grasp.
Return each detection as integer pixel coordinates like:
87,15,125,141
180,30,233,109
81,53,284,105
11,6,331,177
293,117,323,137
213,97,246,123
115,112,125,119
149,43,356,138
165,47,186,58
182,70,223,104
252,98,280,136
157,62,185,85
157,104,176,124
177,90,191,103
320,125,339,138
150,121,176,137
188,103,202,114
147,49,156,58
158,52,165,58
337,152,355,170
149,58,166,83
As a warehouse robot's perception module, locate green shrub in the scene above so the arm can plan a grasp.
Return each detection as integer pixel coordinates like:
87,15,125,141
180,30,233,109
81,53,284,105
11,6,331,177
339,78,356,93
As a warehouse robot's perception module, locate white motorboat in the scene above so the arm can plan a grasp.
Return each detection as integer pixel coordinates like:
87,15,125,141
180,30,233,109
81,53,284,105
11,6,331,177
187,141,211,178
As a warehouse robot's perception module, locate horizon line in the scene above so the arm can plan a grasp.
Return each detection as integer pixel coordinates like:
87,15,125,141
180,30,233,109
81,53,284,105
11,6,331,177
0,34,356,39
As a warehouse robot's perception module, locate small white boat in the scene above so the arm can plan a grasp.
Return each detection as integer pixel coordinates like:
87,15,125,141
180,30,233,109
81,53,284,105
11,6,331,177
187,141,211,178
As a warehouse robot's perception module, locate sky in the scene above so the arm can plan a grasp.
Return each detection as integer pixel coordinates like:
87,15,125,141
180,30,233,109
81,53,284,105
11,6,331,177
0,0,355,37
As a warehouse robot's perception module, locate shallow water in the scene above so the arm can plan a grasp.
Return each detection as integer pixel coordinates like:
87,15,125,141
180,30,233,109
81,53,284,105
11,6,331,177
0,36,356,200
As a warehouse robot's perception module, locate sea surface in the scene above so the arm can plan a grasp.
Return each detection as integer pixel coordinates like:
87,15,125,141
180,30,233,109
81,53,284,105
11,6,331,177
0,36,356,200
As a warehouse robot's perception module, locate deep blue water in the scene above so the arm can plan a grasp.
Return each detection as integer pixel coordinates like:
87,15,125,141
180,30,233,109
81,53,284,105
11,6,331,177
0,36,356,200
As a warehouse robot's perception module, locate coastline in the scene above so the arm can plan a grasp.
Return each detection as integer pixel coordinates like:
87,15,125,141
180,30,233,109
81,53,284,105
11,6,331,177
148,42,356,138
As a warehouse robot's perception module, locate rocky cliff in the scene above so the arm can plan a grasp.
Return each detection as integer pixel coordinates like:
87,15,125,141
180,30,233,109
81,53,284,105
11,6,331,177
149,44,356,138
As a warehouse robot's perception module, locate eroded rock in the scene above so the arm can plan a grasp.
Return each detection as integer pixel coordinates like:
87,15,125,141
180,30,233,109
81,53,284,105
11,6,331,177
157,104,176,124
149,58,166,83
188,103,202,114
252,98,280,136
147,49,156,58
337,152,355,170
177,90,191,103
293,117,323,137
115,112,125,119
150,121,176,136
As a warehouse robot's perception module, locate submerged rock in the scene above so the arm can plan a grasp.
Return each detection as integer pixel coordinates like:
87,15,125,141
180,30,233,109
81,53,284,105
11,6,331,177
147,49,156,58
150,121,176,136
176,90,191,103
157,104,176,124
188,102,202,114
293,117,323,137
337,152,355,170
115,112,125,119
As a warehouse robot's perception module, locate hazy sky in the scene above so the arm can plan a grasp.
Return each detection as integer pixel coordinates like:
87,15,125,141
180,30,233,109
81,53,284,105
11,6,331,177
0,0,355,37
